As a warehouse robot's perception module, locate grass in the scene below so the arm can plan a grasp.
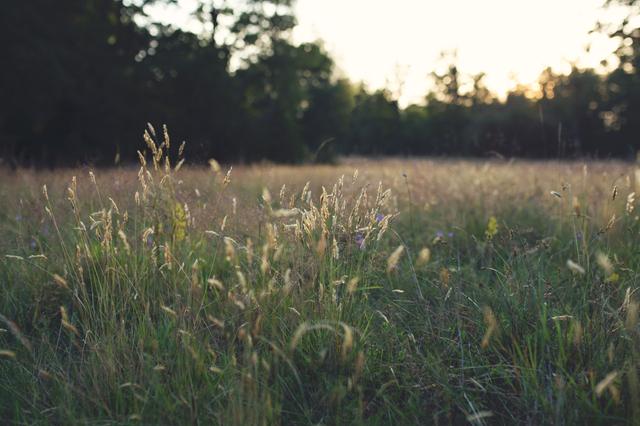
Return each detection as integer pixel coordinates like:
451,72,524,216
1,130,640,424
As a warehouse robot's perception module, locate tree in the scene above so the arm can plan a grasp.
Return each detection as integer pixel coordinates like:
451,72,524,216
141,27,241,161
237,40,338,162
230,0,297,58
0,0,154,166
597,0,640,155
347,87,401,155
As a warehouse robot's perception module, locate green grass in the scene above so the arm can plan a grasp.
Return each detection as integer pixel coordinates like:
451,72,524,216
1,138,639,424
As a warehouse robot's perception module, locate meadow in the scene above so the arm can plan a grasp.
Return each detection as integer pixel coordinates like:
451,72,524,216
1,130,639,425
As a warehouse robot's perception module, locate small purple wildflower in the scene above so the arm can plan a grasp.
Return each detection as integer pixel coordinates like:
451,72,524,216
354,233,365,250
435,230,445,238
576,232,583,241
15,214,23,222
375,213,384,223
30,238,37,250
146,234,154,248
448,232,454,238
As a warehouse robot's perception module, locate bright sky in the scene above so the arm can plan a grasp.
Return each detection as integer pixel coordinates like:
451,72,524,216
294,0,622,106
147,0,624,107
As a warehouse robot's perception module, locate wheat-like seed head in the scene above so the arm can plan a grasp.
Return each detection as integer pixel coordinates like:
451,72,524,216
567,259,585,275
223,167,232,186
596,252,613,275
59,306,79,336
341,324,353,361
347,277,359,295
595,371,619,397
52,273,69,290
0,350,16,359
386,245,404,273
207,159,221,174
481,306,497,349
260,244,270,274
626,192,635,214
416,248,431,266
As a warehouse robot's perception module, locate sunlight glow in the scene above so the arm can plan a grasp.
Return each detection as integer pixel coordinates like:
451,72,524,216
147,0,622,107
294,0,620,106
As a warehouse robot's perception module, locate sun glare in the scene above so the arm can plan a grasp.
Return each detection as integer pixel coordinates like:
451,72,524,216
294,0,620,105
145,0,621,106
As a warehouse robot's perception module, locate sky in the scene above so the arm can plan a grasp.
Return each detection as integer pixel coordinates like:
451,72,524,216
147,0,624,107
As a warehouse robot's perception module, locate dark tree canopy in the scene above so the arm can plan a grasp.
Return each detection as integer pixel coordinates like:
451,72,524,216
2,0,640,166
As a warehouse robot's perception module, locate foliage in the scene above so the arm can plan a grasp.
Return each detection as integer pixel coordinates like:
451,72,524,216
4,1,640,165
2,141,640,423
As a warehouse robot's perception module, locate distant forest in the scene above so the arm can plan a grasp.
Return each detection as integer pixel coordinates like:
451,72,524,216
2,0,640,166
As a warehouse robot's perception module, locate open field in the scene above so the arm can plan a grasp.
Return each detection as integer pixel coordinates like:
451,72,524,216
1,143,640,424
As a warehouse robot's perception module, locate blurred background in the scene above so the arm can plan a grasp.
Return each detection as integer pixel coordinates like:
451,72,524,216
1,0,640,167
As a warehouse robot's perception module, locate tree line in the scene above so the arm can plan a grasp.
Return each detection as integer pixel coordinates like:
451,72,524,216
1,0,639,167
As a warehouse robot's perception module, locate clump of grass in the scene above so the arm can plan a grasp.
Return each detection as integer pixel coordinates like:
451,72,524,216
1,132,639,424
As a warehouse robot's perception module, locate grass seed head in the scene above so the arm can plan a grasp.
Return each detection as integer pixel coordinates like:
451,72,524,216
0,350,16,359
160,305,177,318
208,159,221,174
52,274,69,290
627,192,636,214
283,269,293,296
439,268,450,288
118,230,131,254
236,271,247,291
332,237,339,260
260,244,270,274
596,251,613,275
595,371,618,397
572,196,581,216
316,233,327,257
481,306,498,349
59,306,79,336
572,321,583,346
387,245,404,272
567,259,586,275
37,370,53,381
262,187,272,205
347,277,360,295
207,277,225,291
341,324,354,361
0,314,32,352
416,247,431,266
466,411,494,423
626,301,638,332
223,167,232,186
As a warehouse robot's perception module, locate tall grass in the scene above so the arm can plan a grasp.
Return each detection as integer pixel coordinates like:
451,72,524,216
1,130,639,424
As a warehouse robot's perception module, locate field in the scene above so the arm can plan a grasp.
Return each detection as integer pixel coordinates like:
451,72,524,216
1,136,640,424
